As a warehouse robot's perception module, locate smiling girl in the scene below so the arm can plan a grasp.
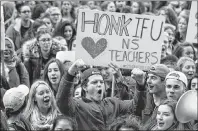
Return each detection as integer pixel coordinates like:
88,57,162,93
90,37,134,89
23,80,60,131
53,21,76,50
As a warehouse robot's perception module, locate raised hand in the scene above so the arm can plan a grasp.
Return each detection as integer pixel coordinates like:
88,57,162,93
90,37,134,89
68,59,88,76
131,68,146,85
108,63,123,81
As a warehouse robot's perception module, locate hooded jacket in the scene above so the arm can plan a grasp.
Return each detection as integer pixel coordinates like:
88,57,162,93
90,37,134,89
6,18,34,52
56,71,147,130
22,39,55,85
4,37,30,88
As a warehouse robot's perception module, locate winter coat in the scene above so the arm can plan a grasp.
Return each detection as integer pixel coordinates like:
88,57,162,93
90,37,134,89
8,57,30,88
56,72,147,130
6,18,34,52
24,56,55,85
22,39,56,85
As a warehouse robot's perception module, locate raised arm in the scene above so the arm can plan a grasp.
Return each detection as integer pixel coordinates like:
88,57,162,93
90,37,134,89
56,59,87,116
118,68,147,116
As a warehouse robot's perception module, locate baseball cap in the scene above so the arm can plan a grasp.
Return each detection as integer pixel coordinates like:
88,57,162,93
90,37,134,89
3,85,29,112
81,68,102,83
165,71,188,87
148,64,170,79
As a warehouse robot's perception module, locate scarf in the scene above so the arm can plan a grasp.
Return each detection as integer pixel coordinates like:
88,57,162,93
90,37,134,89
4,56,17,71
30,106,57,130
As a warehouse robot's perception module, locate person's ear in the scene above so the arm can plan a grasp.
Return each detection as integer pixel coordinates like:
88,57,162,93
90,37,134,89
82,85,87,92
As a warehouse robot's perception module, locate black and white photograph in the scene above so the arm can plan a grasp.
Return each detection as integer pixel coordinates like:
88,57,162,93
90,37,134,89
0,0,197,130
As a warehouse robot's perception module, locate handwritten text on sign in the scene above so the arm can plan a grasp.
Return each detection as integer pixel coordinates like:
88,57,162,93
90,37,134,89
186,1,198,43
75,10,165,70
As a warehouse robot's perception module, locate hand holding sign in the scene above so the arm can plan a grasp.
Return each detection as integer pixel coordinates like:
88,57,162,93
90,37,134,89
108,63,123,81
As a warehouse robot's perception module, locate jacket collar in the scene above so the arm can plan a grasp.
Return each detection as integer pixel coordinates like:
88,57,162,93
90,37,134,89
13,18,34,32
82,97,101,104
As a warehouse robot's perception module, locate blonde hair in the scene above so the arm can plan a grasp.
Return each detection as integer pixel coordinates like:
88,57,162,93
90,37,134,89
23,80,60,121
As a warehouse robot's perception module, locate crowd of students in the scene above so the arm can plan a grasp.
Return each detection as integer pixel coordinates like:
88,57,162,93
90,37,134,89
0,1,197,131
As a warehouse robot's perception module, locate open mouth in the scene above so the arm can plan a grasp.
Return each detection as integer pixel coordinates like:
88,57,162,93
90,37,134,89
51,77,57,82
158,122,164,127
43,97,50,104
149,85,154,90
98,89,102,94
4,50,10,56
188,73,194,77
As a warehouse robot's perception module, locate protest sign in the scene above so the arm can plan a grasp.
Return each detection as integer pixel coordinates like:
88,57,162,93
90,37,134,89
56,51,75,63
186,1,198,43
76,9,165,70
1,4,5,50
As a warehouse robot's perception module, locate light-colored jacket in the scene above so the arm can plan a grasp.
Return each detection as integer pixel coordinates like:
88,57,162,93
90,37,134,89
6,18,34,51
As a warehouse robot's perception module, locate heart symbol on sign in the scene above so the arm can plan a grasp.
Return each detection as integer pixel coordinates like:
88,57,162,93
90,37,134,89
81,37,107,59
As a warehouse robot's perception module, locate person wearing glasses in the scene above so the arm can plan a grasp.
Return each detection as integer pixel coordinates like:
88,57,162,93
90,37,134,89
46,6,62,29
24,30,55,85
23,80,60,131
6,2,34,52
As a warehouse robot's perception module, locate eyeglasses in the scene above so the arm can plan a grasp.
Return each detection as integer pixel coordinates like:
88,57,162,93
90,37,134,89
39,38,52,42
21,10,31,14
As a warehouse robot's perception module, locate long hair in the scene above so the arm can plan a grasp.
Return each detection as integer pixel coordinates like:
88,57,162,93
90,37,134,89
53,21,76,50
141,99,177,130
42,59,65,94
188,74,198,90
180,42,196,61
61,1,76,22
23,80,60,120
131,1,145,14
142,99,193,130
53,21,76,40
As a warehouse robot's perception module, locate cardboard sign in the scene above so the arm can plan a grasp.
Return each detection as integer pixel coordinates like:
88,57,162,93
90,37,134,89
186,1,198,43
1,4,5,50
56,51,75,63
76,10,165,70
